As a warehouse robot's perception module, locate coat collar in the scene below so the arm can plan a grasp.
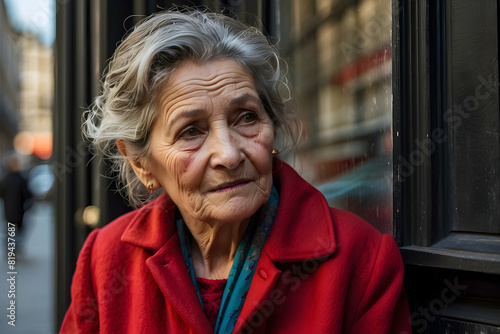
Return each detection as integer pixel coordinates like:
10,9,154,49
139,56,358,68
121,159,336,262
264,159,336,261
120,192,177,252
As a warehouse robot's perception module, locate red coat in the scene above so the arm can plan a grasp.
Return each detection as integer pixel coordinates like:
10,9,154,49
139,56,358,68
61,160,411,333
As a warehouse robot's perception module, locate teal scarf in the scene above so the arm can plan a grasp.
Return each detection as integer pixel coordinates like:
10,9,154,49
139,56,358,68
176,185,279,333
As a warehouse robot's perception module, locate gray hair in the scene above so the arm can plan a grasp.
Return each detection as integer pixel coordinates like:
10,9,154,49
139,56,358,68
83,9,300,208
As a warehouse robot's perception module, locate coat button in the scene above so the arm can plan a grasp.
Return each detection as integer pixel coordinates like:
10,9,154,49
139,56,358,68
258,268,267,280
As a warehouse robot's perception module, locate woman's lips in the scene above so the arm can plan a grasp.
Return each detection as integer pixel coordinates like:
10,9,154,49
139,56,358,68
211,179,252,193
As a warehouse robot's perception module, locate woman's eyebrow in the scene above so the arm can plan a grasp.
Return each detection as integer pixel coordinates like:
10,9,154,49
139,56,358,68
167,109,204,126
229,94,263,107
167,94,262,125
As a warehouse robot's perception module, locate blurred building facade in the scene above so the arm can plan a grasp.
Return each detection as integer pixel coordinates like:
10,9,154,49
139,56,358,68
15,34,53,160
1,1,53,163
0,0,20,158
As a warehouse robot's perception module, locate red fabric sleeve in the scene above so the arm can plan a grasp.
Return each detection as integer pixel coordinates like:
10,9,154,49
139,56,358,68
60,229,101,334
350,234,411,333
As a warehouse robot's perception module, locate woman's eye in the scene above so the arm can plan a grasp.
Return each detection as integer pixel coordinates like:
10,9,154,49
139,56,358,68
240,112,257,124
180,127,202,138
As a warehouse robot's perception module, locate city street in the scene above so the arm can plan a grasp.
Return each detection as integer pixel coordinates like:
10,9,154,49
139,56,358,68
0,200,55,333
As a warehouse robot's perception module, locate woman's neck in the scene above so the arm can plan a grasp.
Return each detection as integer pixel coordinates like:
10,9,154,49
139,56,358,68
183,217,250,280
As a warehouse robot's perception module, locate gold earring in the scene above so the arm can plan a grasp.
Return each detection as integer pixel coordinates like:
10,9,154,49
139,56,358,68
272,148,280,155
148,184,154,194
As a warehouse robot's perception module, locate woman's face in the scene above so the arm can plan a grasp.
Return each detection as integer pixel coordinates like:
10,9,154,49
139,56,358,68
146,59,275,225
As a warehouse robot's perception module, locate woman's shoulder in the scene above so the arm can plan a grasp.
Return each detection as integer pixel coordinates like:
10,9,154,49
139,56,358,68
272,159,399,261
330,207,396,247
329,207,382,238
86,208,142,254
89,193,176,255
99,204,144,231
328,206,403,270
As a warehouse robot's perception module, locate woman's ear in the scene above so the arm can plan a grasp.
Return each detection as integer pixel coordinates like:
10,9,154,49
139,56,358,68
116,139,159,190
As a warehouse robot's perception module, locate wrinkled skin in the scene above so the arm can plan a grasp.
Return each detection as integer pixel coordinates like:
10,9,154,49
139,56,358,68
145,59,275,227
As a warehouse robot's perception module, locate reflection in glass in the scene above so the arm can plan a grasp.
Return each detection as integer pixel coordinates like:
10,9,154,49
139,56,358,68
275,0,393,234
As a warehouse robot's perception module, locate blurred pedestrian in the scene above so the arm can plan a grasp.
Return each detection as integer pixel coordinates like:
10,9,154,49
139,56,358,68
0,153,33,248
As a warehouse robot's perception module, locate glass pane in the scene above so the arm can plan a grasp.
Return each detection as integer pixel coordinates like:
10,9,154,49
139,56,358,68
276,0,393,234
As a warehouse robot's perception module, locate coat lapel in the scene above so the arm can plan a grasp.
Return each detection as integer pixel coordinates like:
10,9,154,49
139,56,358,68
147,235,213,334
122,194,212,333
233,160,338,332
233,254,282,333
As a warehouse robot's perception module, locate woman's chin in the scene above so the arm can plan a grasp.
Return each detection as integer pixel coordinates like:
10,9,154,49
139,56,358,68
202,194,267,224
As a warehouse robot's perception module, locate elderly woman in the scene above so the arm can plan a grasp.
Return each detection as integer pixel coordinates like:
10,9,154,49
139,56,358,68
61,9,410,334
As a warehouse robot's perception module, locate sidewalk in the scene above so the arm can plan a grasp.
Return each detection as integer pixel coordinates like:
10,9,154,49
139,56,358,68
0,200,55,333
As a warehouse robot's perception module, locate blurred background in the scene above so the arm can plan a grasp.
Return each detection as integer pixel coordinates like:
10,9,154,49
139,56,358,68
0,0,55,333
0,0,499,333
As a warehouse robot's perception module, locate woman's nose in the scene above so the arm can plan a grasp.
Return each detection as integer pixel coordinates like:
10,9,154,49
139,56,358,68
207,127,244,170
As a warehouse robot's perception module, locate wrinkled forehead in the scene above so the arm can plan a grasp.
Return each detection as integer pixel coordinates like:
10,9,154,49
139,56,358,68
158,59,260,118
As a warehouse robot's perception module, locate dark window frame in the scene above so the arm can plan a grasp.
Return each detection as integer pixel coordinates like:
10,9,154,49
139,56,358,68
394,0,500,275
393,0,500,330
